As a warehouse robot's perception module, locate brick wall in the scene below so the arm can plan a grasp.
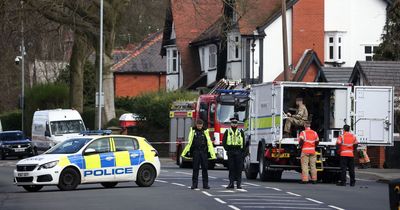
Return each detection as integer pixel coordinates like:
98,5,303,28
115,73,166,98
368,146,385,168
292,0,325,67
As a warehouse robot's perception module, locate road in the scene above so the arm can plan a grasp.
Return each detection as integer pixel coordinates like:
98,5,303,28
0,158,389,210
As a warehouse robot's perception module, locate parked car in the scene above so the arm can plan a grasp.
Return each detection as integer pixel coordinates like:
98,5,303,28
0,130,34,160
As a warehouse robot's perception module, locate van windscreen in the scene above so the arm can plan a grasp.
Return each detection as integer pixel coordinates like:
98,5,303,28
50,120,85,135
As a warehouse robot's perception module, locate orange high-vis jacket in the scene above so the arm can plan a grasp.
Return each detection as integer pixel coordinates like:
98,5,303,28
337,132,359,157
299,128,319,155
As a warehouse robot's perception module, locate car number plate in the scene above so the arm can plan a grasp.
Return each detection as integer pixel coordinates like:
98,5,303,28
14,148,25,152
17,173,29,177
271,153,290,158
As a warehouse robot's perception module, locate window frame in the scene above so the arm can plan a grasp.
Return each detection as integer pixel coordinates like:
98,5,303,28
209,45,217,69
364,45,377,61
325,32,344,62
114,137,139,152
84,137,111,154
166,47,180,74
228,33,241,61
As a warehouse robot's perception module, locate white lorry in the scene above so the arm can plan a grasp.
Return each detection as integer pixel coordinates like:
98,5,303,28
31,109,86,152
240,82,394,182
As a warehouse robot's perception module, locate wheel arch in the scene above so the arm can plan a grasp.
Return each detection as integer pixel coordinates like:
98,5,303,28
60,165,82,183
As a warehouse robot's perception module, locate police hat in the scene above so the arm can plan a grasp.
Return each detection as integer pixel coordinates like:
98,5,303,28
230,117,239,123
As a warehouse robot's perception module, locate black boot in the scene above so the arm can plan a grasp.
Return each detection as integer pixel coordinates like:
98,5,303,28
226,182,234,189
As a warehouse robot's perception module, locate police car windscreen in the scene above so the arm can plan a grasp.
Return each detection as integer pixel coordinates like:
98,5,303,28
46,138,92,154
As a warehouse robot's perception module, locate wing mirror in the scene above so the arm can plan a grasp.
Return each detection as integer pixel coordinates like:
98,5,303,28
84,148,96,155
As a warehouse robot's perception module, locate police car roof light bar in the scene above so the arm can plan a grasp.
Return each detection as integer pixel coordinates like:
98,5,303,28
80,130,112,136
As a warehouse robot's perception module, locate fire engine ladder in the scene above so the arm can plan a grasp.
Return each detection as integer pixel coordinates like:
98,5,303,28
315,149,324,172
208,79,240,94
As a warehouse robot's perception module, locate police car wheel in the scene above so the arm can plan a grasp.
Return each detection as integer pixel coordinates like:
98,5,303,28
57,168,80,191
22,185,43,192
136,164,156,187
101,182,118,188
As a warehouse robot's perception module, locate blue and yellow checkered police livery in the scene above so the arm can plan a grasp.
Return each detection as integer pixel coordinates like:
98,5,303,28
14,134,161,192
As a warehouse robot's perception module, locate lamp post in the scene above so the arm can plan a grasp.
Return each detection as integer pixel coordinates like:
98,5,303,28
20,0,25,133
98,0,104,130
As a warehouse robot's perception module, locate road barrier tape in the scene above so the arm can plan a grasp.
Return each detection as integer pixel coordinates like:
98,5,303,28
149,141,189,145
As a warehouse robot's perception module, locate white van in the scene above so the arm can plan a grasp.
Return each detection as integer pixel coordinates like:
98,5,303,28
31,109,86,152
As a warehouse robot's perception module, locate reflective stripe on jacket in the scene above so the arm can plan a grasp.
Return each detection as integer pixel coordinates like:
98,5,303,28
226,128,244,149
299,128,319,155
181,128,216,160
337,132,358,157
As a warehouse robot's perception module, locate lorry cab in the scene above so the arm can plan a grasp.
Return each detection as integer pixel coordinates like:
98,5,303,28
32,109,86,152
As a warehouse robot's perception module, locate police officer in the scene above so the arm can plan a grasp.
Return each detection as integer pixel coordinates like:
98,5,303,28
223,117,245,189
336,124,358,186
299,121,319,184
181,119,216,189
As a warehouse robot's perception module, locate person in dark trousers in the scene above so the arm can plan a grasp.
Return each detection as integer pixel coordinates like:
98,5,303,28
336,124,358,186
181,119,216,189
223,117,245,189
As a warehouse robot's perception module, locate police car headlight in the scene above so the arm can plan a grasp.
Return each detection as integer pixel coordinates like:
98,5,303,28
38,160,59,170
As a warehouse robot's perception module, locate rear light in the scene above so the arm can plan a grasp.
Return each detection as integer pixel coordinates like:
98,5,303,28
151,149,159,157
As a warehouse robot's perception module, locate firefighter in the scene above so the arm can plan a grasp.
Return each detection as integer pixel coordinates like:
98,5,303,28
336,124,358,186
358,145,371,169
223,117,245,189
299,121,319,184
181,119,216,189
284,96,308,138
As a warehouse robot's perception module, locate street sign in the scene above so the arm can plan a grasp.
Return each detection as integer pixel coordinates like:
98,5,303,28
95,92,104,108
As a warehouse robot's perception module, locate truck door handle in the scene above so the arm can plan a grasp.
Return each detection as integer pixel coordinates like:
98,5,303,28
105,157,114,161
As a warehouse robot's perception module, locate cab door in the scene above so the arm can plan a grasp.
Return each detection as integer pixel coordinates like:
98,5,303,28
354,86,394,146
112,137,141,181
82,137,116,183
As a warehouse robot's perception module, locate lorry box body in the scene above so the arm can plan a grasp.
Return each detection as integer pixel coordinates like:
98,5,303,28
244,82,394,181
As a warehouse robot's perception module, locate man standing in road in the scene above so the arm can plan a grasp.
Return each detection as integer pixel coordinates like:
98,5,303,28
299,121,319,184
181,119,216,189
284,96,308,137
223,117,245,189
336,124,358,186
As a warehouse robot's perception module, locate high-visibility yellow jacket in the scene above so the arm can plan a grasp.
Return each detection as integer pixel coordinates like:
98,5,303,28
181,127,216,160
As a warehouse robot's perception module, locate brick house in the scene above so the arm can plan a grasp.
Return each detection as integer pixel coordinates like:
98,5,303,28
113,32,166,98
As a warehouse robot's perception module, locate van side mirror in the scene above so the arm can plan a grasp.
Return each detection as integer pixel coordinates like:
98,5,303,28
84,148,96,155
44,130,51,137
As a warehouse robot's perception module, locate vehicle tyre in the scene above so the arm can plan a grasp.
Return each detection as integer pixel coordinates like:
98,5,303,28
101,182,118,188
22,185,43,192
244,154,258,179
136,164,156,187
258,144,270,181
57,168,80,191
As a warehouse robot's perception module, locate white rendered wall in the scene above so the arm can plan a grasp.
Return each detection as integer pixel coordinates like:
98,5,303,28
262,9,293,82
325,0,386,66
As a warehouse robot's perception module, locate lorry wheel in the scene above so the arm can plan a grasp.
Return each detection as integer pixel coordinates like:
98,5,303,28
244,155,258,179
258,150,272,181
22,185,43,192
57,168,80,191
101,182,118,188
272,170,283,181
136,164,156,187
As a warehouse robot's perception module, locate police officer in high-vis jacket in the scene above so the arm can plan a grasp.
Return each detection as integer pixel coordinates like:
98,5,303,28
223,117,245,189
181,119,216,189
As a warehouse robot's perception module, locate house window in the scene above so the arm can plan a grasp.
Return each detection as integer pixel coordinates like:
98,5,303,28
228,33,241,61
209,45,217,69
364,45,376,61
325,32,344,62
167,48,179,73
201,47,205,72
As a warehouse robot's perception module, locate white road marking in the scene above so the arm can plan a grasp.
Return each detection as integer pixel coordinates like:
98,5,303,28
232,202,318,206
155,180,167,183
218,190,235,193
265,187,282,191
209,176,217,179
214,198,226,204
161,170,169,173
236,189,247,192
228,205,241,210
243,182,260,187
223,179,230,182
202,191,213,197
171,183,186,187
217,195,300,199
286,192,301,197
242,206,331,209
175,171,192,176
306,198,324,204
228,199,307,202
328,205,345,210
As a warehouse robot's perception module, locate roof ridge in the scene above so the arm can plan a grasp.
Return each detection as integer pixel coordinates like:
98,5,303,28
112,33,163,72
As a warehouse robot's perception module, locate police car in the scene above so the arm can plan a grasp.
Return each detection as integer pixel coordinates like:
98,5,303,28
13,131,160,192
